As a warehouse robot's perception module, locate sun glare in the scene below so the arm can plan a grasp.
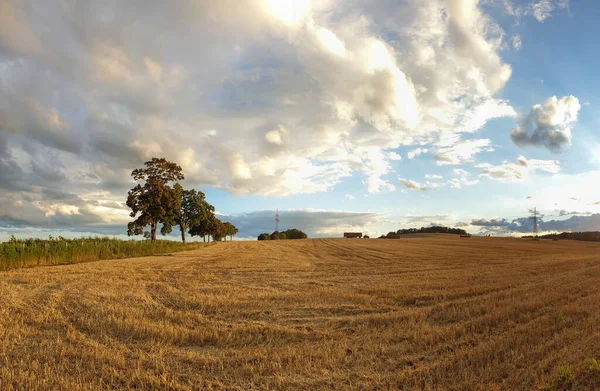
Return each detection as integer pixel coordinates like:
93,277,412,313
263,0,310,25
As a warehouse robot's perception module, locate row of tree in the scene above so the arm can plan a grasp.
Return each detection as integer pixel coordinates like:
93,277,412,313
533,231,600,242
257,229,308,241
380,226,468,238
126,158,238,243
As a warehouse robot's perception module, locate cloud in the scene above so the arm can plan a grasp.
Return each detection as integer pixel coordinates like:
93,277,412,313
556,210,591,217
435,138,494,165
447,168,479,189
407,148,429,160
220,209,380,238
0,0,521,234
511,35,522,51
345,194,355,200
470,212,600,236
504,0,570,22
511,95,581,152
400,168,478,191
471,218,511,227
477,155,560,181
398,177,442,191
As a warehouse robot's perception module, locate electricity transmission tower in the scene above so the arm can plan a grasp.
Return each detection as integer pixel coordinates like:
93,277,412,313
275,209,280,240
529,207,539,238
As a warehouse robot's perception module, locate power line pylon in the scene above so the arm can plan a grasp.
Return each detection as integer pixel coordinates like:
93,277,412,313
275,209,280,240
529,207,539,239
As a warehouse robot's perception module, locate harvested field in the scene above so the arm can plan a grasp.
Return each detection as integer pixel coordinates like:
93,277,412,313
1,236,599,390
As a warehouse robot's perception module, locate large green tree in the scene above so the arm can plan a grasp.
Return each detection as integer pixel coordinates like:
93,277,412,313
126,158,184,242
163,184,214,243
189,207,218,242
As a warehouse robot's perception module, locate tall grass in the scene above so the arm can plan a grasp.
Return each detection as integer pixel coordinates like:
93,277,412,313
0,235,205,270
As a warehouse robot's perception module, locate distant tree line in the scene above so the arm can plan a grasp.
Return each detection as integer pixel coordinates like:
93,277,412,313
526,231,600,242
380,226,468,238
257,229,308,241
127,158,238,243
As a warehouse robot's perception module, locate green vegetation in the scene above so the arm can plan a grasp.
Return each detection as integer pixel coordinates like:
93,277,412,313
257,229,308,240
0,235,205,270
543,364,576,390
380,226,468,238
590,358,600,371
533,231,600,242
127,158,238,243
556,365,575,383
2,158,242,269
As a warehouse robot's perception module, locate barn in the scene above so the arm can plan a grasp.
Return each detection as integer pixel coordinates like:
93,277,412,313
343,232,363,238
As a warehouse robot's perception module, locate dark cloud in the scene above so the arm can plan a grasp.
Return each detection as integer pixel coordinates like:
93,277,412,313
471,218,511,227
539,214,600,232
556,210,591,217
511,95,580,152
220,209,380,238
471,214,600,235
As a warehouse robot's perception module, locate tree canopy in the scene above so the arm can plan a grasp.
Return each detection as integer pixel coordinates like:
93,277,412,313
127,158,237,243
126,158,184,241
258,229,307,241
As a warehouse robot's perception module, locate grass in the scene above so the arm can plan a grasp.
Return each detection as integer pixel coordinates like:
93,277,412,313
1,236,600,390
0,235,206,270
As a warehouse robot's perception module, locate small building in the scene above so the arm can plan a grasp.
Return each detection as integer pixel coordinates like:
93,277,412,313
344,232,363,238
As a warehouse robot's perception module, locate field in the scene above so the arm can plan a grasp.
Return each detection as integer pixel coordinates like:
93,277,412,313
1,236,599,390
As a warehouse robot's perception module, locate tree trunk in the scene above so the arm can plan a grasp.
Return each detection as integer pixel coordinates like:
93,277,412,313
151,223,157,242
180,223,186,243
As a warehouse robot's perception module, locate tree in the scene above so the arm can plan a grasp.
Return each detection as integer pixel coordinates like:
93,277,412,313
257,233,270,240
209,216,223,242
282,228,307,239
221,222,238,241
162,185,214,243
189,203,216,243
126,158,184,242
270,231,280,240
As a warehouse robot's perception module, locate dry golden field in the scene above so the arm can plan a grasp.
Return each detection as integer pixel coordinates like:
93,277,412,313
1,236,600,390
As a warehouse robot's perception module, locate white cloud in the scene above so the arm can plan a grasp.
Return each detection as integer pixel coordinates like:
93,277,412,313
511,95,581,152
265,126,286,145
435,138,494,165
511,35,522,51
425,174,443,180
532,0,555,22
386,151,402,161
447,168,479,188
504,0,569,22
0,0,521,232
477,155,560,182
407,148,429,160
345,194,355,200
398,177,442,191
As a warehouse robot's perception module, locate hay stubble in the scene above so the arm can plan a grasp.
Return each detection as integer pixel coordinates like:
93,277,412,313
1,237,599,390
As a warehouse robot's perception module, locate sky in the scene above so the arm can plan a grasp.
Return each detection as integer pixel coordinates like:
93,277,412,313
1,0,600,241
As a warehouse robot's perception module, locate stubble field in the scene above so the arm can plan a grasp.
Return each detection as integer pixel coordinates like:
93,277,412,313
1,236,599,390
